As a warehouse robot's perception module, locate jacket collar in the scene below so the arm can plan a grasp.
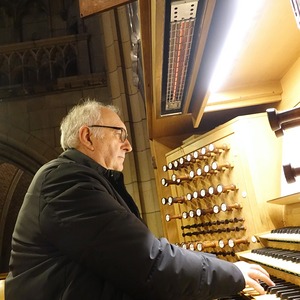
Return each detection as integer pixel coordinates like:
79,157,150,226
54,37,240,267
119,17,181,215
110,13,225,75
60,148,122,182
60,148,140,218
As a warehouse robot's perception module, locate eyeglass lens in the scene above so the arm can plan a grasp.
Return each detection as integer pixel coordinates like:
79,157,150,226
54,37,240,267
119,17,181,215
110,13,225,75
120,128,128,142
88,125,128,142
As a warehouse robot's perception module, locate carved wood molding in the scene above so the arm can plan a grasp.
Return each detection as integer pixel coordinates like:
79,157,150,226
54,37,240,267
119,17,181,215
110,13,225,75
79,0,134,17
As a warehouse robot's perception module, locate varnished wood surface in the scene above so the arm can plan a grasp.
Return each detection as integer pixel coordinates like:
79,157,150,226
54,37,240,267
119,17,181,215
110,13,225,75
79,0,134,17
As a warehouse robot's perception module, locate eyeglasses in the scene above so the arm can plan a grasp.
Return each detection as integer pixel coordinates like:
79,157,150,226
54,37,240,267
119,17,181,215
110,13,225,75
88,125,128,143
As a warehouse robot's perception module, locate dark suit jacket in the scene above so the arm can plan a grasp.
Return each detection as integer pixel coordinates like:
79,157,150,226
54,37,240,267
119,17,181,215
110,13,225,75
6,149,244,299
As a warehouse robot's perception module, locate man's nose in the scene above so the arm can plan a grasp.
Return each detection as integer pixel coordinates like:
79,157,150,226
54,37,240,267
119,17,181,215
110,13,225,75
123,139,132,152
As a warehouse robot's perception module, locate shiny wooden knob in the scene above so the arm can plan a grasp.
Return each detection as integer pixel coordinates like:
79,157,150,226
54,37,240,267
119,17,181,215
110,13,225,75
167,196,186,205
220,202,242,212
161,178,179,186
211,161,232,172
216,184,237,194
165,214,182,222
267,106,300,132
227,237,249,248
207,143,230,153
283,163,300,183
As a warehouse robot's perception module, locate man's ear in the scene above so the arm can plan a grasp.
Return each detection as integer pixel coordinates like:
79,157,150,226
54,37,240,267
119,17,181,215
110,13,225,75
78,126,94,150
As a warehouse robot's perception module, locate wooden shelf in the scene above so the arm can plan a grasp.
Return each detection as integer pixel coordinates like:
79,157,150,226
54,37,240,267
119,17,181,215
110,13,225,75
267,192,300,205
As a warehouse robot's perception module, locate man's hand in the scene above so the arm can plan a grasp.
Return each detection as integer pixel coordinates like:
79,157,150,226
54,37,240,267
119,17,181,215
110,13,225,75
234,261,275,294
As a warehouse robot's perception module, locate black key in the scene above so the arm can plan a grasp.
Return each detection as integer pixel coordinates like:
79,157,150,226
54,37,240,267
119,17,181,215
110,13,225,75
276,288,299,297
270,284,296,294
279,289,300,299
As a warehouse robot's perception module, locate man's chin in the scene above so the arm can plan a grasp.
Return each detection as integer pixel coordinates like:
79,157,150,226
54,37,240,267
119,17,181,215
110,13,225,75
115,165,124,172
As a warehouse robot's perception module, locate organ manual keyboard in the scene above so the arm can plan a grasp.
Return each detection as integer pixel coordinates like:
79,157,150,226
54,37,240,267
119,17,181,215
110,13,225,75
233,229,300,300
218,227,300,300
241,276,300,300
259,227,300,243
239,247,300,277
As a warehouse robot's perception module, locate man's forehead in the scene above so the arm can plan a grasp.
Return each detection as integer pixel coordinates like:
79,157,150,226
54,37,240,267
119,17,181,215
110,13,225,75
101,108,125,127
101,107,118,118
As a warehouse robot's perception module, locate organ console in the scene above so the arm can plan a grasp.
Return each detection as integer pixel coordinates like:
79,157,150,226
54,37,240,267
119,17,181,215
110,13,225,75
235,107,300,298
157,112,300,298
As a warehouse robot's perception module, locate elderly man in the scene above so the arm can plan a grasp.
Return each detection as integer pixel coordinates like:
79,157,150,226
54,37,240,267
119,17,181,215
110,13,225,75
6,99,274,300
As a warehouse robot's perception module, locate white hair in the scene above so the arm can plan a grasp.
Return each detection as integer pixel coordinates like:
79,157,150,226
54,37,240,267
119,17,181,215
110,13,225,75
60,99,119,150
